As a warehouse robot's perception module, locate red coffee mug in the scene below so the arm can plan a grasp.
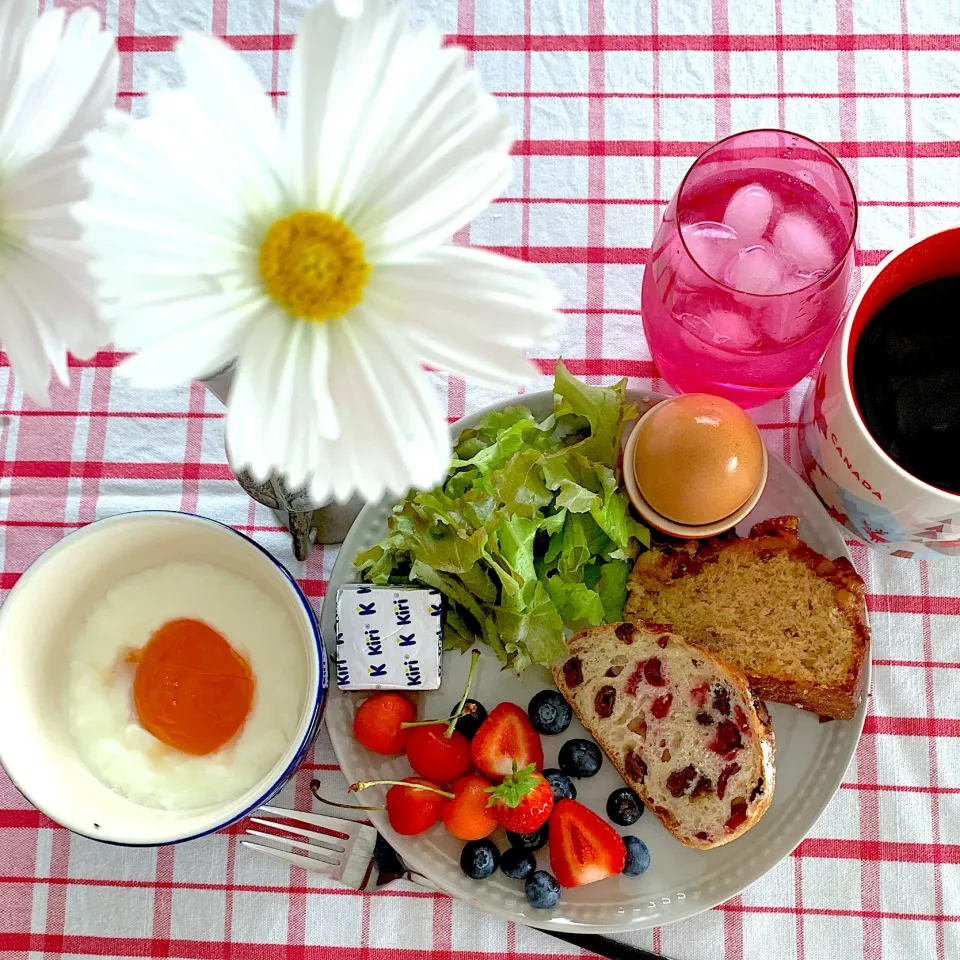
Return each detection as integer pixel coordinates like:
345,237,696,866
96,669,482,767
800,223,960,558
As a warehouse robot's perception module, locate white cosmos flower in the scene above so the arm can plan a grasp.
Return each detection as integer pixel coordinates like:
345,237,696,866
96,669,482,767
0,2,117,404
77,0,561,504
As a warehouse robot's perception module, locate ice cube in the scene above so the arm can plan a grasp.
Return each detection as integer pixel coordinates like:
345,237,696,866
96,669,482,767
680,221,739,280
702,308,759,349
776,272,822,293
772,211,835,275
759,302,816,345
680,308,758,351
724,243,784,295
723,183,775,244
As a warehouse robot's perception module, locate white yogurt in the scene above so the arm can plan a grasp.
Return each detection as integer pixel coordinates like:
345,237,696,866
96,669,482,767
65,562,307,810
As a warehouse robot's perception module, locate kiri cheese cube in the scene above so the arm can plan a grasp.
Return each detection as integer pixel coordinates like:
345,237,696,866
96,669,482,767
335,585,442,691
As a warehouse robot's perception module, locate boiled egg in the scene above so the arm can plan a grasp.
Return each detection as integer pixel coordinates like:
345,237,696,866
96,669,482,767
66,561,306,810
128,618,255,756
632,394,765,526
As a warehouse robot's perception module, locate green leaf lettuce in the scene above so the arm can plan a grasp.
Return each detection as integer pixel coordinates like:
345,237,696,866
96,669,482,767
354,360,648,672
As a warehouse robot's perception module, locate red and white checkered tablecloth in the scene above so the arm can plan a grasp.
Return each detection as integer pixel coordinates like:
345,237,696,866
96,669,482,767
1,1,958,958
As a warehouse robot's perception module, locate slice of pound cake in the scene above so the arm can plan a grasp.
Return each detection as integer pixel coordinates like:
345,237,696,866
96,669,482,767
624,516,869,720
553,621,775,850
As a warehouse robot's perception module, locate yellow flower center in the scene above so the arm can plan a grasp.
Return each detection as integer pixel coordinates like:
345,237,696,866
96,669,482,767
259,211,370,322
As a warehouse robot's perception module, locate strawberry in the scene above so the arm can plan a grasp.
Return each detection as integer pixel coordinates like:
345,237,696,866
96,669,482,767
471,702,544,780
549,799,627,888
484,763,554,833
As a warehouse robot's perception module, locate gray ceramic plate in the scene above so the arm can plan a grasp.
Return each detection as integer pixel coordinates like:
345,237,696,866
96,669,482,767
320,389,869,933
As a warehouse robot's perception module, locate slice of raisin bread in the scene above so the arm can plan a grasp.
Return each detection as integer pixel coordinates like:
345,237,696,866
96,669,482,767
624,516,869,721
553,621,775,850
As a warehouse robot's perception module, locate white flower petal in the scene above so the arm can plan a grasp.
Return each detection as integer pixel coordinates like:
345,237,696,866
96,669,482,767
3,140,84,203
235,317,337,483
224,313,285,480
274,333,321,489
246,315,297,476
372,248,561,339
408,332,540,386
85,249,246,281
49,14,117,148
0,5,116,399
17,7,65,85
175,35,285,213
0,2,32,118
306,322,339,440
281,0,348,210
0,8,116,167
80,201,252,276
4,250,106,361
333,0,363,17
0,267,60,404
281,325,344,490
362,315,450,481
286,1,512,257
111,288,264,351
94,276,227,314
356,105,513,262
78,44,292,367
321,309,449,501
367,247,561,385
81,101,252,234
323,321,404,502
4,147,98,278
222,304,449,505
119,299,264,388
77,125,255,261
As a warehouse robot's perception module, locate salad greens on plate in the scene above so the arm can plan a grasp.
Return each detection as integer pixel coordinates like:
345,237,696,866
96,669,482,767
355,361,649,673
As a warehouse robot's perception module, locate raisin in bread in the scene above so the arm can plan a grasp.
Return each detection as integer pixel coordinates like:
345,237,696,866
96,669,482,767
625,516,869,721
553,621,775,850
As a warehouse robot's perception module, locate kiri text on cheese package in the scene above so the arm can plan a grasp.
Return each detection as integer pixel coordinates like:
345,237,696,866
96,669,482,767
335,585,442,691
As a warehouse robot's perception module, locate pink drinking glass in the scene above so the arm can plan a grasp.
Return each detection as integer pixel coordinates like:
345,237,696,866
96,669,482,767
641,129,857,408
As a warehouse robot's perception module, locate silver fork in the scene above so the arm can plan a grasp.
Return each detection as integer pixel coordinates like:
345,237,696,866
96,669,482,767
241,807,676,960
240,806,379,890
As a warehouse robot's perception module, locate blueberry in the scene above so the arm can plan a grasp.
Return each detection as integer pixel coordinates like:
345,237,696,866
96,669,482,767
454,699,487,740
500,847,536,881
558,738,603,778
528,690,573,735
525,870,562,909
606,787,643,826
622,836,651,877
542,768,577,803
460,839,499,880
506,822,549,851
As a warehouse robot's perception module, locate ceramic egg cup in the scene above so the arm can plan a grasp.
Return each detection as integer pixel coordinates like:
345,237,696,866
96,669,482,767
623,407,769,538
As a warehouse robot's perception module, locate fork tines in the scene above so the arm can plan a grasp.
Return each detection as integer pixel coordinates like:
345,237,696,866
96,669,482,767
241,805,378,890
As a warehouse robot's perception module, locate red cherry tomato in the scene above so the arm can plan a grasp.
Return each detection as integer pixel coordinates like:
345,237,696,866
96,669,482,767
386,778,448,835
353,693,416,755
442,775,498,841
406,724,473,782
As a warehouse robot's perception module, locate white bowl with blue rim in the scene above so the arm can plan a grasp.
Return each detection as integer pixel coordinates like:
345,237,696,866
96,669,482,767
0,511,324,846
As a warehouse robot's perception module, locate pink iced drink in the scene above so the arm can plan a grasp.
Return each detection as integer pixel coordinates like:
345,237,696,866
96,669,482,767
642,160,855,408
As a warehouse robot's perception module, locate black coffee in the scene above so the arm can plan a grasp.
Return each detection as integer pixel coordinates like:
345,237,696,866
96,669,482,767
852,276,960,494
